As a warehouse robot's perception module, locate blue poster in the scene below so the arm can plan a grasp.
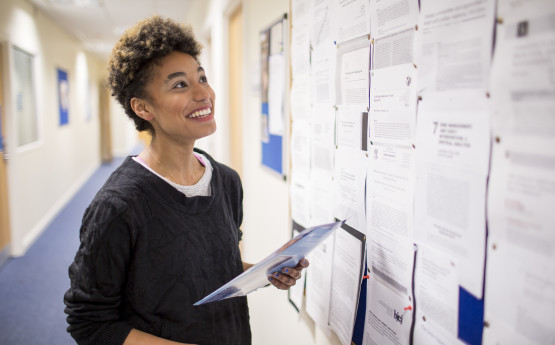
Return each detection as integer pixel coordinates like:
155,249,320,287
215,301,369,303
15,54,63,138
57,68,69,126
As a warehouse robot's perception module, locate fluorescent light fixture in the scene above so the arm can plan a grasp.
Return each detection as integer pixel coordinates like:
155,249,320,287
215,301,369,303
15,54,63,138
49,0,100,6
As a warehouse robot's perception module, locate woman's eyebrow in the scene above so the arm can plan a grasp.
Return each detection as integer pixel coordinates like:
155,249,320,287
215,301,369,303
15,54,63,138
166,71,186,81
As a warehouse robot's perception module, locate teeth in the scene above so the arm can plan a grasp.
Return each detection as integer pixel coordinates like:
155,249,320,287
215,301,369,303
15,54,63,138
189,108,211,118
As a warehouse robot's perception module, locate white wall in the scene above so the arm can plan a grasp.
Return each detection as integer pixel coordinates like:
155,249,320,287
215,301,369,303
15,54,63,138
0,0,110,256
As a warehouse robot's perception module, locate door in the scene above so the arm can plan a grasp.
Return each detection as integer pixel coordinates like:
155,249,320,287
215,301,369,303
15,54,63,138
228,4,243,176
0,43,12,260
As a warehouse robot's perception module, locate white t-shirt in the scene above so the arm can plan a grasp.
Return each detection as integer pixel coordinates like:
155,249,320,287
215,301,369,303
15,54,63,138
132,153,212,197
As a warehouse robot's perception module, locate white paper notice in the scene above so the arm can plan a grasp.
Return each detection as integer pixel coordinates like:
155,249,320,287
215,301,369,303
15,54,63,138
310,170,335,226
336,0,370,44
291,23,311,77
268,54,285,135
290,173,311,228
372,28,415,70
310,0,336,46
290,120,311,178
329,227,364,345
290,74,311,122
366,143,415,295
370,0,419,38
362,277,413,345
337,39,371,107
311,104,336,175
336,105,367,151
414,243,459,338
311,42,337,105
333,147,367,233
415,0,496,93
369,63,417,145
306,233,335,336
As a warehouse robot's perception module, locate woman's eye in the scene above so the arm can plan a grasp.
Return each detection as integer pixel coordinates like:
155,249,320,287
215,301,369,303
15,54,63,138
174,81,188,88
200,76,208,83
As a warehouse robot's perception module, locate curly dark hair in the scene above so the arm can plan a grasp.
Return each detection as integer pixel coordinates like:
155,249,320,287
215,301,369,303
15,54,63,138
107,15,202,134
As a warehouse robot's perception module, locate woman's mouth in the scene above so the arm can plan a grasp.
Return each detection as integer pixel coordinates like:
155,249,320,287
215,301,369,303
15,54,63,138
187,107,212,119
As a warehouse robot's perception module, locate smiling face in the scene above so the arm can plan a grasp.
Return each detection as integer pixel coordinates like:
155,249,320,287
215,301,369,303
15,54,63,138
134,51,216,144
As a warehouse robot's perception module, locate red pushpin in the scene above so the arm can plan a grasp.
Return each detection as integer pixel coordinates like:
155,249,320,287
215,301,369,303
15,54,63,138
363,275,370,279
404,305,412,311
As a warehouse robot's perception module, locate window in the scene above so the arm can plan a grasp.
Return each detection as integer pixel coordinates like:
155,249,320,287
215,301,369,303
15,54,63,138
12,46,38,147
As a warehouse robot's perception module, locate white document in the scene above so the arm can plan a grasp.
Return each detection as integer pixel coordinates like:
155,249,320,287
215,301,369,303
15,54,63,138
311,42,337,105
329,227,364,345
292,0,311,29
311,104,336,175
336,105,367,151
489,0,555,139
333,147,368,233
309,170,335,226
414,163,486,299
366,143,416,295
310,0,336,47
370,0,419,38
413,317,465,345
372,28,415,70
336,0,371,44
290,173,311,228
415,0,496,93
306,233,335,336
337,38,371,107
415,92,491,174
290,120,311,178
290,73,311,122
268,53,285,135
369,63,417,145
414,243,459,338
362,277,413,345
291,23,311,77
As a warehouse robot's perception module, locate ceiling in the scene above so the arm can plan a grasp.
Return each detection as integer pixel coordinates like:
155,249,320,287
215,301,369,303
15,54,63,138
27,0,203,60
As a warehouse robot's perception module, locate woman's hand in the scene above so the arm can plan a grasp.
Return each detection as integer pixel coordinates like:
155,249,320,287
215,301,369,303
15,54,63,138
267,258,309,290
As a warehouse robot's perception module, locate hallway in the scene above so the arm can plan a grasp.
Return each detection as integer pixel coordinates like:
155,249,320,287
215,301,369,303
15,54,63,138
0,156,125,345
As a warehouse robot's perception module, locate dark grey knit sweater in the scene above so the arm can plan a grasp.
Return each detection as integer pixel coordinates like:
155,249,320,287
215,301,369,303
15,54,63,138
64,149,251,345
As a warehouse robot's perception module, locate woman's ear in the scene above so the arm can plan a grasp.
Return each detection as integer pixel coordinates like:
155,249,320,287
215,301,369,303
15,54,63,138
130,97,154,121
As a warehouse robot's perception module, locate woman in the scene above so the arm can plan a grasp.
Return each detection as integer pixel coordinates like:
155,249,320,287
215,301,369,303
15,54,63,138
64,16,308,345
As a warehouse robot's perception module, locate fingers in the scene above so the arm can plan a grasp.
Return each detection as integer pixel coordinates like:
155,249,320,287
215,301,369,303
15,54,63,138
267,258,310,290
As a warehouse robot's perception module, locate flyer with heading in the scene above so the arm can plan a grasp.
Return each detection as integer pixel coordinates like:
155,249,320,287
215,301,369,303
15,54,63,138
194,219,345,306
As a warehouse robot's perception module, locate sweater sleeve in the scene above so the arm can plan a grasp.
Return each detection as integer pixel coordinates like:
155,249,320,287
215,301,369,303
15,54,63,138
63,195,134,345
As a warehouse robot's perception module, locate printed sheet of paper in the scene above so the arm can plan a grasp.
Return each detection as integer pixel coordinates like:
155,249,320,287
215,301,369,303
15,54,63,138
370,0,419,38
290,74,311,122
290,173,311,228
291,23,311,77
311,42,337,105
306,233,335,337
337,38,371,107
329,226,365,345
362,277,413,345
333,147,368,233
292,0,311,29
414,244,460,338
311,104,336,175
336,0,370,44
484,2,555,343
372,28,415,70
309,170,335,226
413,92,490,298
336,105,367,151
369,63,417,145
366,143,415,295
415,0,496,93
290,120,311,177
310,0,336,46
